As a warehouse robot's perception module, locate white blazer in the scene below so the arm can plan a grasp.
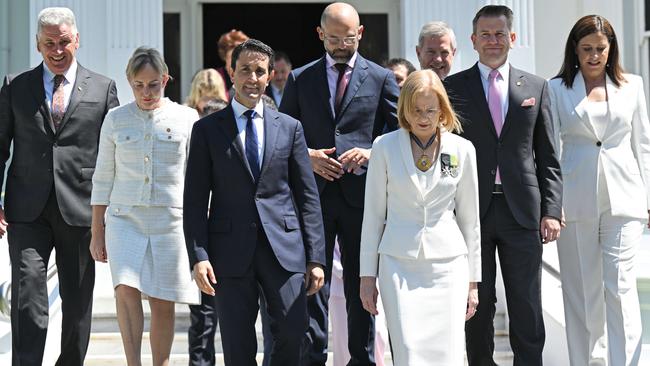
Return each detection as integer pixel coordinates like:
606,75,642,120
359,129,481,281
548,72,650,221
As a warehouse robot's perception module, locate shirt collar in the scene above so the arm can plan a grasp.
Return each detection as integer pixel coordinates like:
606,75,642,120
325,51,358,70
231,97,265,120
43,60,78,84
477,60,509,84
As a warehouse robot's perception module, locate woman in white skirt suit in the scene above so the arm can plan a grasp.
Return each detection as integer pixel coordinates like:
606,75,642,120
359,70,481,365
548,15,650,365
90,47,200,366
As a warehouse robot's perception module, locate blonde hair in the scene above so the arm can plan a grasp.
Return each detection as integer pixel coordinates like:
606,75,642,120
185,69,227,109
397,69,462,133
125,47,169,81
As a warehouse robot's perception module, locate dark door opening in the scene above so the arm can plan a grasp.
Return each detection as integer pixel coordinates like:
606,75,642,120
202,3,389,71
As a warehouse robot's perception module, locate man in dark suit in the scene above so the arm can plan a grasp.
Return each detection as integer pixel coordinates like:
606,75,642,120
444,5,562,366
279,3,399,365
184,39,325,366
265,51,292,108
0,7,118,366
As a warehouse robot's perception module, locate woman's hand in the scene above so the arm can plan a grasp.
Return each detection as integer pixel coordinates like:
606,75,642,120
90,228,108,263
465,282,479,321
360,276,379,315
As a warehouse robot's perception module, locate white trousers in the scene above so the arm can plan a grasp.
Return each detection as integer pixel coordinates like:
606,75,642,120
557,210,643,366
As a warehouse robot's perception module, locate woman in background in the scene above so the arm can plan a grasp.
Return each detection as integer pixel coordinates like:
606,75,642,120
549,15,650,365
90,47,199,366
185,68,227,117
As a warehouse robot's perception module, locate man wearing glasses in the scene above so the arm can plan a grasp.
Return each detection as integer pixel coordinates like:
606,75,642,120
280,2,399,365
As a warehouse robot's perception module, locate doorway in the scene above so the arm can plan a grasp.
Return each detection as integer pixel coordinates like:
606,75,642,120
202,3,389,71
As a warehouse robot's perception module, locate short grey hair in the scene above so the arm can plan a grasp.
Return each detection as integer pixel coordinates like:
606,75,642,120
125,47,169,81
37,7,77,37
418,21,456,50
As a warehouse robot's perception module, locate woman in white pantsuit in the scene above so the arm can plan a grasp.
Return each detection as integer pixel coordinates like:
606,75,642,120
359,70,481,365
90,47,200,366
549,15,650,366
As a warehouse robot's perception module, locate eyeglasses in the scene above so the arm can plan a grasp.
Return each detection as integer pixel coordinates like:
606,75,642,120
323,35,358,46
411,109,440,120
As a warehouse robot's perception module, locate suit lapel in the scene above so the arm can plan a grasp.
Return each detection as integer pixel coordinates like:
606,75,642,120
466,64,497,138
315,57,335,122
337,56,369,122
568,71,598,137
501,66,524,139
398,129,424,200
259,106,280,178
28,64,54,138
216,105,255,183
601,74,620,139
57,64,90,135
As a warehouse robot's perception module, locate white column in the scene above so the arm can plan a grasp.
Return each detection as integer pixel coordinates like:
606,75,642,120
30,0,163,104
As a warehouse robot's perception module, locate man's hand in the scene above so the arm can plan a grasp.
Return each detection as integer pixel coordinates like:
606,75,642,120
338,148,371,173
89,229,108,263
0,207,7,238
465,282,479,321
309,147,344,181
193,260,216,296
360,276,379,315
540,216,562,244
305,263,325,296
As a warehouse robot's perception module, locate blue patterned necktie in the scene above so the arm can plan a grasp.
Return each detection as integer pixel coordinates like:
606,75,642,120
243,110,260,181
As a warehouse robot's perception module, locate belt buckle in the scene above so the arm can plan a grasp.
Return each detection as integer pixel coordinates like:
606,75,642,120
492,184,503,194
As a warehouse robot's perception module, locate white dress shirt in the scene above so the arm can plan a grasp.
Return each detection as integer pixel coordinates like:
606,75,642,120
231,98,265,168
43,61,77,129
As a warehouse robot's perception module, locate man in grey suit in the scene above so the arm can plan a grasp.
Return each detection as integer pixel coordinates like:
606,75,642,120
0,7,118,366
280,3,399,365
444,5,562,366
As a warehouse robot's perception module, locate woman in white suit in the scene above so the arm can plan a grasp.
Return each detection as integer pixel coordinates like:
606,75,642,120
549,15,650,365
359,70,481,365
89,47,199,366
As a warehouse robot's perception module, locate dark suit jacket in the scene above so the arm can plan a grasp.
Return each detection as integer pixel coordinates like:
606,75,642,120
0,63,119,226
279,54,399,208
183,104,325,277
445,63,562,230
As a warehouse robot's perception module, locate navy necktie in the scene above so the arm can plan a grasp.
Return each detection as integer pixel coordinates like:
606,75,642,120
243,110,260,181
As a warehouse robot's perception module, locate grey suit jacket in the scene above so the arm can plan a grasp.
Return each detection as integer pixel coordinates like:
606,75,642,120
0,62,119,226
445,63,562,230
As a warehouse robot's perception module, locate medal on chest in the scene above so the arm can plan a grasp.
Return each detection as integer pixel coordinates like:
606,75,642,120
410,131,438,172
417,154,432,171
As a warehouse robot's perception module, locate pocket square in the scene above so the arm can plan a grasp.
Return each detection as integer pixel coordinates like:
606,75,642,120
521,97,536,107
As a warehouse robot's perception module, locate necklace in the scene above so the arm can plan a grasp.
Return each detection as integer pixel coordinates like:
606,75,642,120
410,131,438,172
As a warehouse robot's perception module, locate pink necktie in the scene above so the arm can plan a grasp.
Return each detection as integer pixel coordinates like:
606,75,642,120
52,74,66,131
334,63,349,116
488,69,502,183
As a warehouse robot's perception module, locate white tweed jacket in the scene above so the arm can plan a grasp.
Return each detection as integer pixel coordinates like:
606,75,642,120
91,99,199,207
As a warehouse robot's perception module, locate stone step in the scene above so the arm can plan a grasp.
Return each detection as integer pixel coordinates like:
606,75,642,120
86,331,512,366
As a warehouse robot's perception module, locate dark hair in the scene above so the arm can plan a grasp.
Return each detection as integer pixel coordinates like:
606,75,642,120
385,58,416,75
200,98,228,117
554,15,625,88
230,39,275,73
273,51,292,67
472,5,513,34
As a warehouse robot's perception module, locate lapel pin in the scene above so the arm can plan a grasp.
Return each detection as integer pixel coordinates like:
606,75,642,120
516,81,522,86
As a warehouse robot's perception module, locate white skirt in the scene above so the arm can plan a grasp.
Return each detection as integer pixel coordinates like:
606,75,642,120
105,204,200,304
378,254,469,366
